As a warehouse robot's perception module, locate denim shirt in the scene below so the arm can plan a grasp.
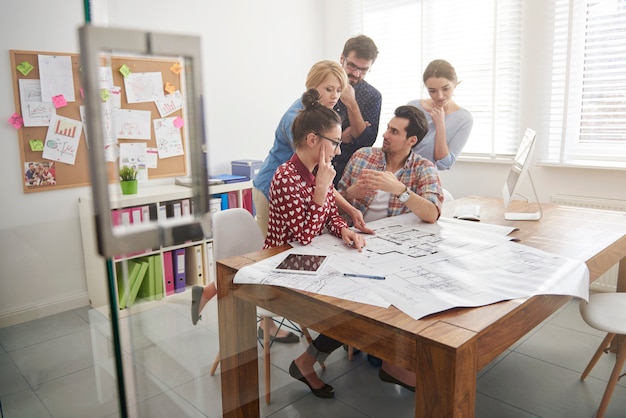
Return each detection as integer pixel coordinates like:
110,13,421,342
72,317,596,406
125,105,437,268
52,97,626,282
253,98,304,200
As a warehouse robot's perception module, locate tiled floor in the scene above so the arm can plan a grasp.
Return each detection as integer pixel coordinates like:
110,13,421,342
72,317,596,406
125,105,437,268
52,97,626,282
1,294,625,418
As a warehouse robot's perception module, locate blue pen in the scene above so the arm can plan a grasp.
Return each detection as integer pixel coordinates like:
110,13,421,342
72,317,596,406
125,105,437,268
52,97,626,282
343,273,386,280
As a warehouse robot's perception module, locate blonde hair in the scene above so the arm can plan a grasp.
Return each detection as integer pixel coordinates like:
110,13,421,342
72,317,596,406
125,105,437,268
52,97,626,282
305,60,348,91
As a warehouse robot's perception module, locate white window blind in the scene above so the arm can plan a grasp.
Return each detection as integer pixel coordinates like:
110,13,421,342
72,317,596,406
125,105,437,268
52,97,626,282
349,0,522,157
545,0,626,168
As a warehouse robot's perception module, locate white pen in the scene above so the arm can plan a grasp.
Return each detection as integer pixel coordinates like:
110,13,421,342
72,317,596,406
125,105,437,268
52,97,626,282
343,273,386,280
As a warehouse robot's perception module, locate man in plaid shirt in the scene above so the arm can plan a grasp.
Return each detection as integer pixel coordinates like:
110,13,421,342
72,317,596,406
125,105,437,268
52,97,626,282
338,105,443,224
337,104,443,390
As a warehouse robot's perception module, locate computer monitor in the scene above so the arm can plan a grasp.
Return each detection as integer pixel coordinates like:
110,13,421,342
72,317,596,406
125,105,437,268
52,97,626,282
501,128,542,220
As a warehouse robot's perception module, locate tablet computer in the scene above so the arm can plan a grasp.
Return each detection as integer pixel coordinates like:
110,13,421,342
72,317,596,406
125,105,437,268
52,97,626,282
272,253,329,275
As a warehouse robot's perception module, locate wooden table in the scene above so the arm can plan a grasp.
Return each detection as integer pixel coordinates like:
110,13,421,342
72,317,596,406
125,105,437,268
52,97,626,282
217,197,626,417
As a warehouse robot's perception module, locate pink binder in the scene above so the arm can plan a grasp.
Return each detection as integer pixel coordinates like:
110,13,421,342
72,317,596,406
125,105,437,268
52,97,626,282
163,250,175,296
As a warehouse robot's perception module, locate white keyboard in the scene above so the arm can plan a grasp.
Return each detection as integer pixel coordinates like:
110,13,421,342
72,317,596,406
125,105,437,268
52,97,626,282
453,205,481,222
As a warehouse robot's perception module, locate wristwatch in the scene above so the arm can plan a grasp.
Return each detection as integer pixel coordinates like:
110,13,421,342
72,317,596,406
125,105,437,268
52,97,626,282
397,187,410,203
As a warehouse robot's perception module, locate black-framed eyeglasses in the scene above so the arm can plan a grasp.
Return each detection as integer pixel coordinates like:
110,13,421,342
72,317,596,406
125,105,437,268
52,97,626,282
315,132,342,151
344,59,370,75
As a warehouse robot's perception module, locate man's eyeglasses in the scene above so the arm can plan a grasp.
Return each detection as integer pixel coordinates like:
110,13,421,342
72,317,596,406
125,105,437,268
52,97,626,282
344,59,370,75
315,132,342,151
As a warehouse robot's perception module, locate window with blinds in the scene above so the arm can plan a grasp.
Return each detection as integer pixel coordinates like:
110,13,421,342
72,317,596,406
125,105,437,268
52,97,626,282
349,0,523,157
546,0,626,168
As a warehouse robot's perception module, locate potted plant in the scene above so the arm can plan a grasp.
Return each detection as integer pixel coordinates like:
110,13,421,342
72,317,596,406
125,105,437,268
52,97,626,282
119,165,138,195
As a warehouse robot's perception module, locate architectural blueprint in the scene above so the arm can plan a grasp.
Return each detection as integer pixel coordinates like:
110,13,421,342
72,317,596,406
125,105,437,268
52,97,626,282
233,214,588,319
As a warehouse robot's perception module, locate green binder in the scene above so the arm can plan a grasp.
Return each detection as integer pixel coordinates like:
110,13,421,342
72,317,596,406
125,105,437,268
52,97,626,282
118,261,142,310
126,261,149,307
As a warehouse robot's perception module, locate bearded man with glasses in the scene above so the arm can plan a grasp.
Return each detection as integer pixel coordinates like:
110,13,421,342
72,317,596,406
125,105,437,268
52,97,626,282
333,35,382,188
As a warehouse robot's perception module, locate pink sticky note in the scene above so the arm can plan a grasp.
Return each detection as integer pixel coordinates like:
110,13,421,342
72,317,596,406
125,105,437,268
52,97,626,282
9,113,23,129
80,87,84,99
173,117,184,128
52,95,67,109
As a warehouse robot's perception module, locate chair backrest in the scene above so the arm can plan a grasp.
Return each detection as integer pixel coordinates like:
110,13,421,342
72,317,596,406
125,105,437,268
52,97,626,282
443,188,455,203
212,208,265,259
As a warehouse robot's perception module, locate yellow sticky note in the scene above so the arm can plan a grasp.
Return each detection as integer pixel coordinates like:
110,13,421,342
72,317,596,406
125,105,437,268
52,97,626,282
29,139,44,151
100,88,110,101
17,61,34,76
119,64,131,77
164,82,176,94
170,62,182,75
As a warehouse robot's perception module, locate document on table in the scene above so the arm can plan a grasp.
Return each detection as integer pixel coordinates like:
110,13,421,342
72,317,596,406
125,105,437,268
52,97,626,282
233,213,589,319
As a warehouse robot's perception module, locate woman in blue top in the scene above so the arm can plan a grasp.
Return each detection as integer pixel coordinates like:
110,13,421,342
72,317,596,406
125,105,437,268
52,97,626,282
253,61,371,236
408,59,473,170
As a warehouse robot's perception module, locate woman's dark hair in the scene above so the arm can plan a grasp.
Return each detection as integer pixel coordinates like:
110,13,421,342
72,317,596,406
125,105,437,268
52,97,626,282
394,105,428,145
292,89,342,148
423,59,458,84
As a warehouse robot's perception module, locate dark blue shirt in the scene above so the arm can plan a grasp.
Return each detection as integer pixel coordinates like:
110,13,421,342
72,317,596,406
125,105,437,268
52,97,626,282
332,79,382,187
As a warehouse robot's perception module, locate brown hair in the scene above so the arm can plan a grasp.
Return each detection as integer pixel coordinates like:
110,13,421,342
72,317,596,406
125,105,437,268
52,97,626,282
394,105,428,145
342,35,379,62
423,59,458,84
292,89,342,148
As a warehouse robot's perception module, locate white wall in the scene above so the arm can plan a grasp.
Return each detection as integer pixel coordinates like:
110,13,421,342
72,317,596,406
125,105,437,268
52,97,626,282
2,0,625,326
0,0,327,326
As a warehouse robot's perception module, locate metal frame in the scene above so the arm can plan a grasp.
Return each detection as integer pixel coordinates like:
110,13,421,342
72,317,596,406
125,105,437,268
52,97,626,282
78,26,210,258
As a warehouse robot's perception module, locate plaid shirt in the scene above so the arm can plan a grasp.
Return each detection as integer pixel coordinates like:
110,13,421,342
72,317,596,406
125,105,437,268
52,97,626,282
338,147,443,219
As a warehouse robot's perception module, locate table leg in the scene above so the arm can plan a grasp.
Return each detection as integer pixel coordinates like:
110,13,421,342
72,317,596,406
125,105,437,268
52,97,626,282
217,263,260,418
415,322,477,418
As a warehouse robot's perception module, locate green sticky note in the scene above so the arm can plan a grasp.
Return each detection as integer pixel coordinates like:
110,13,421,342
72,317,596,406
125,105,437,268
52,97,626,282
100,88,110,101
119,64,131,77
29,139,44,151
17,61,34,76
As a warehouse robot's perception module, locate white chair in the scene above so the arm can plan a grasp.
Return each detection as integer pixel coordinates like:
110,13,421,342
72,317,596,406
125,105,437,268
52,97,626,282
579,292,626,418
442,188,454,203
208,208,314,404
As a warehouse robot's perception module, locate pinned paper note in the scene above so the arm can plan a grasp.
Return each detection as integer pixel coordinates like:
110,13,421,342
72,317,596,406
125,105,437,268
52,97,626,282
38,55,75,102
17,61,34,76
52,94,67,109
154,117,183,158
100,88,110,101
170,62,182,75
164,82,176,94
18,79,56,127
29,139,44,151
43,115,82,165
155,90,184,117
173,116,184,128
119,64,132,78
9,113,24,129
124,72,164,103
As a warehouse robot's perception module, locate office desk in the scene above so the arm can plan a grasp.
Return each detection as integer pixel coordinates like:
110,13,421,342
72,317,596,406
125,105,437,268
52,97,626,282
217,197,626,417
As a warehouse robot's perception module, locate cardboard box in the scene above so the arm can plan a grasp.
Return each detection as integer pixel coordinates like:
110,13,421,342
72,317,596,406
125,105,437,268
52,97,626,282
231,159,263,180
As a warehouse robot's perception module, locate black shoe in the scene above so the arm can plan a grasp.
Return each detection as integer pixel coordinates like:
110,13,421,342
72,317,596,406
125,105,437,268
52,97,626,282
367,354,382,367
191,286,203,325
288,361,335,398
257,327,300,344
378,368,415,392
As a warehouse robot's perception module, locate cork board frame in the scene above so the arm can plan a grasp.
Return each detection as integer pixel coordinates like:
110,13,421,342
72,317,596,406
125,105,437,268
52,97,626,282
10,49,187,193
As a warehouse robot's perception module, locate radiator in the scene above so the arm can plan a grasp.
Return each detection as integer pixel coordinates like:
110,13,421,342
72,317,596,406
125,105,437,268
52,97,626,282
551,194,626,292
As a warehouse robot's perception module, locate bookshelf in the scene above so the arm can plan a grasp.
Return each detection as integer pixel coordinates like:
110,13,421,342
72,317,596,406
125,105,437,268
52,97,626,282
78,182,253,316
